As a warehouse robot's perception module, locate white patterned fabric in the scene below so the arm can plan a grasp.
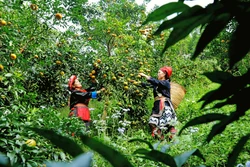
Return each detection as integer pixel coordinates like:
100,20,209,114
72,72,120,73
149,106,177,129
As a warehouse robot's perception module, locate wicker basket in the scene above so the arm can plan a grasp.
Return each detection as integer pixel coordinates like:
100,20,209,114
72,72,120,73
170,82,186,110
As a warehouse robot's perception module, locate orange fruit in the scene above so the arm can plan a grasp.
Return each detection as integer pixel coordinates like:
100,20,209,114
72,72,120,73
103,74,107,78
91,75,95,79
97,59,101,63
91,70,96,74
25,139,36,147
56,60,62,65
34,55,39,59
60,71,65,76
88,37,92,40
30,4,38,10
0,20,7,26
0,64,4,71
124,86,129,91
55,13,63,20
10,54,17,60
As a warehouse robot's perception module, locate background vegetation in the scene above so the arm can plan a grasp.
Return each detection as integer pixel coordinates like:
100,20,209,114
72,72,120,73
0,0,249,166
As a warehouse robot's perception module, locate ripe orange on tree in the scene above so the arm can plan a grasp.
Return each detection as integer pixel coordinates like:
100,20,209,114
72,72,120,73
124,86,129,91
97,59,101,63
56,60,62,65
30,4,38,10
55,13,63,20
0,64,4,71
25,139,36,147
0,19,7,26
10,53,17,60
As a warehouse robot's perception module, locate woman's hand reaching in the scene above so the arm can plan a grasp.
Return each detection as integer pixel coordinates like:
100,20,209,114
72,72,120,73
139,73,150,80
97,87,105,94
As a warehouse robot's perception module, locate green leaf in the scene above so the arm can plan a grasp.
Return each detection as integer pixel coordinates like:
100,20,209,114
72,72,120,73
229,23,250,68
213,87,250,113
227,134,250,167
71,152,93,167
45,162,69,167
142,2,190,25
29,127,84,158
174,149,205,167
4,73,13,77
154,5,205,35
0,153,9,167
133,148,151,155
45,152,93,167
202,71,233,84
6,152,16,166
199,70,250,109
161,13,211,55
160,144,172,153
206,112,240,143
129,138,154,150
79,135,133,167
134,149,177,167
192,13,232,59
179,113,227,135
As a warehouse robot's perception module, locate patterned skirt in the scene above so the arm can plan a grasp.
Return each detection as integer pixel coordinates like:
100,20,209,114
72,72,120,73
149,105,177,129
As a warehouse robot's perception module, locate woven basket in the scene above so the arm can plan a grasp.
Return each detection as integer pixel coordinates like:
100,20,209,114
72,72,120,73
170,82,186,110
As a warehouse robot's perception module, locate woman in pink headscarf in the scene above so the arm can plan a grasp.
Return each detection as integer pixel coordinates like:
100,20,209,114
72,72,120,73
68,75,105,130
139,66,177,140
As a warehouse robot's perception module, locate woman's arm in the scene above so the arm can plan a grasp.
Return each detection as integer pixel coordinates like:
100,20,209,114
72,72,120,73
148,78,170,88
139,73,151,80
139,73,169,88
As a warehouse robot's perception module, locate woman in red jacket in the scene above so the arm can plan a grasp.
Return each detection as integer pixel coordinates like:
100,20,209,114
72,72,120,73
68,75,104,129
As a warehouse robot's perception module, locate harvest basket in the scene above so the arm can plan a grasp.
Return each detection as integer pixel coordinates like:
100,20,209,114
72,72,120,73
170,82,186,110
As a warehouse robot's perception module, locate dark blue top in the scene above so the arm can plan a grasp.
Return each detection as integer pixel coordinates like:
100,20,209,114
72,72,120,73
142,77,171,115
147,77,171,99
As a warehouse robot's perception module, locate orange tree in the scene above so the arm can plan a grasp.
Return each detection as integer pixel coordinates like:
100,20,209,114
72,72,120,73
0,0,217,166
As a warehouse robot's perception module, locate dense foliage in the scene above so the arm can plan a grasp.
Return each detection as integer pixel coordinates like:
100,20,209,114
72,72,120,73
0,0,249,167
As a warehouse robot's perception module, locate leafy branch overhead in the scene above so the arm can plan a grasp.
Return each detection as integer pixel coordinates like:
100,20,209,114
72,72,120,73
145,1,250,68
143,1,250,166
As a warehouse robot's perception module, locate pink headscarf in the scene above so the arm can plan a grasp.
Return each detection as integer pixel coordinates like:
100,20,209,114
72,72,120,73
160,66,172,78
